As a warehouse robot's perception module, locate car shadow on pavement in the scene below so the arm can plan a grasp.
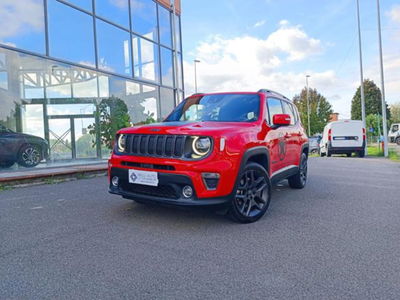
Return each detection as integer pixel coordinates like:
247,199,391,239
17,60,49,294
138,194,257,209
110,180,295,227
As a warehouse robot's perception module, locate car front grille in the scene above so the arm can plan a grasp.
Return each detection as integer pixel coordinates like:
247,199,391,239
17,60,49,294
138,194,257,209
125,134,189,159
120,181,179,199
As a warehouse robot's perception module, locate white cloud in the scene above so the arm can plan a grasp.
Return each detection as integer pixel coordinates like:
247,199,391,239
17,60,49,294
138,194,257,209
388,5,400,23
182,21,362,117
184,21,325,95
0,0,44,40
253,20,266,28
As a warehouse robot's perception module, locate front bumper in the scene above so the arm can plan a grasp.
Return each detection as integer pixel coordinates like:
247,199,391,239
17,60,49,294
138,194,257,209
109,167,232,207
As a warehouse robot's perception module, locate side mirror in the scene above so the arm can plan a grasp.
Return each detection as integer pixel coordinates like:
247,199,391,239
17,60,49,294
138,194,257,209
272,114,291,126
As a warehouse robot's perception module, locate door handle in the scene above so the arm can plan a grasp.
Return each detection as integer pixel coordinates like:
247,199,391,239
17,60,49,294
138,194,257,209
284,133,291,139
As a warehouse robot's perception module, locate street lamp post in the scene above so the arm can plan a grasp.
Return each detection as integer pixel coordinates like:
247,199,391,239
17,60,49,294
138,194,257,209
306,75,311,137
356,0,367,154
376,0,389,157
194,59,200,93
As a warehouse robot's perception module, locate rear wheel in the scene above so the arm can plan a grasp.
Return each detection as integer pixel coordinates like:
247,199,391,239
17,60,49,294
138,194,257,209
346,153,352,157
358,150,365,158
396,137,400,146
327,149,332,157
229,162,271,223
288,153,308,189
17,144,42,168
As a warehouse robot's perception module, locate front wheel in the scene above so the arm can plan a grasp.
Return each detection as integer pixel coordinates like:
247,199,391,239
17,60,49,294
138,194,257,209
288,153,308,189
17,144,42,168
229,162,271,223
346,153,352,157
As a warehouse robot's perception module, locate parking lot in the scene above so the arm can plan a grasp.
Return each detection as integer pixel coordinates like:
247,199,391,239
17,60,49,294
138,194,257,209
1,157,400,299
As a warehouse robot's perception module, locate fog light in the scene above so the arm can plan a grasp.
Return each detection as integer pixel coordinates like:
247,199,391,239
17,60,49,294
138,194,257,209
111,176,119,187
202,173,220,190
182,185,193,198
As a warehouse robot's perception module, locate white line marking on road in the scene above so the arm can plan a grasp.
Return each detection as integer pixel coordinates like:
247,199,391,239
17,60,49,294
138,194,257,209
30,206,43,210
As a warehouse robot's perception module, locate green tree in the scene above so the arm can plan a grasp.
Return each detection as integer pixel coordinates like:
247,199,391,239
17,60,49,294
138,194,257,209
351,79,390,121
293,88,333,136
390,102,400,123
88,96,131,149
366,114,382,140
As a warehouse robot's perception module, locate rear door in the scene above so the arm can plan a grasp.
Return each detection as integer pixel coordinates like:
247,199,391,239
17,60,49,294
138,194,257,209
331,121,363,148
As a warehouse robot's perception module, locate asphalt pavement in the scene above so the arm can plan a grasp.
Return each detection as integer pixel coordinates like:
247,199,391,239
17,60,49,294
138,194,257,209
1,157,400,299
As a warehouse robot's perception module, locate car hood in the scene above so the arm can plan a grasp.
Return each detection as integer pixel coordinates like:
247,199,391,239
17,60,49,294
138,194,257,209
118,121,257,136
18,132,48,143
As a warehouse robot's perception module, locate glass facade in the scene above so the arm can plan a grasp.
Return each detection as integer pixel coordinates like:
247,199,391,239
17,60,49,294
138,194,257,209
0,0,183,172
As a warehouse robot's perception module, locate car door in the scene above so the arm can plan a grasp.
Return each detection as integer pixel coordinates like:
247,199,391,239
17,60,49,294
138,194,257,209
265,98,289,176
0,126,18,160
281,100,298,166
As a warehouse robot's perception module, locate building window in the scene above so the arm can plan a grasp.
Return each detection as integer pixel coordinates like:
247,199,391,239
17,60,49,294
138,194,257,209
160,87,175,119
95,0,129,29
158,4,172,48
126,81,158,124
63,0,92,12
160,46,173,87
96,19,132,76
0,0,45,54
132,36,159,82
48,0,95,67
131,0,158,41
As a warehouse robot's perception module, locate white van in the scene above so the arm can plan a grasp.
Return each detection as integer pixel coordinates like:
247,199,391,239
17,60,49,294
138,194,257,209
319,120,366,157
388,123,400,145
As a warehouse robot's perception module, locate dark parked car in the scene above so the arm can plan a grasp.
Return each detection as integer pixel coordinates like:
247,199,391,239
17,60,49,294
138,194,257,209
0,125,49,168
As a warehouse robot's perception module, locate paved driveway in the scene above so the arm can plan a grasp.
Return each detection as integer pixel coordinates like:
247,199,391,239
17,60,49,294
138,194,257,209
1,157,399,299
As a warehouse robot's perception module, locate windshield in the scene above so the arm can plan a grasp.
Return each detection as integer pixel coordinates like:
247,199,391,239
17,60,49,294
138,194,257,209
392,125,399,132
165,94,260,123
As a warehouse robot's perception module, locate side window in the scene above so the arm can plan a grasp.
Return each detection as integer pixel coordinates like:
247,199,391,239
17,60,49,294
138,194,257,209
290,104,299,123
266,98,283,124
281,101,295,125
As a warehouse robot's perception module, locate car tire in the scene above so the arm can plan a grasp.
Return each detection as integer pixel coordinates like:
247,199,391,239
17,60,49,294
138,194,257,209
229,162,271,223
0,161,15,168
320,150,326,157
396,137,400,146
358,150,365,158
288,153,308,189
346,153,352,157
327,149,332,157
17,144,42,168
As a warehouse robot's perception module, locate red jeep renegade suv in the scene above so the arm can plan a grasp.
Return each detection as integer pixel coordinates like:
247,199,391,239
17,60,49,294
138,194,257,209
108,90,309,223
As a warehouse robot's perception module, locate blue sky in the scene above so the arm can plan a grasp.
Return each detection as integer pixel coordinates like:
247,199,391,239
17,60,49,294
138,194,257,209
181,0,400,118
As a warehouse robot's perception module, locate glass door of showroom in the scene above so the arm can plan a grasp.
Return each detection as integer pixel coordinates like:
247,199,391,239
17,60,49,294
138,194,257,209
48,115,99,161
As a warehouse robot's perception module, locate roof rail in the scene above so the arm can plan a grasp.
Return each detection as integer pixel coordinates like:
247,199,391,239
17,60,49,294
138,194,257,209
190,93,204,97
258,89,290,101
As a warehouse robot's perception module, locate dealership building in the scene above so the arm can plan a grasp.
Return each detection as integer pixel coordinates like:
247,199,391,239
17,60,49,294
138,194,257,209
0,0,183,170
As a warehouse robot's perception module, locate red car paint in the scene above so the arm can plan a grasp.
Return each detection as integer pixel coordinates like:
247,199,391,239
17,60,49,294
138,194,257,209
108,91,308,206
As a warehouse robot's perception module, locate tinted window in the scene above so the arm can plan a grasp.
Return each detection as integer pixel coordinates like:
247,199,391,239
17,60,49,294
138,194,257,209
95,0,129,28
132,35,159,82
48,0,95,67
281,101,295,125
0,0,45,54
158,4,172,47
131,0,158,41
267,98,283,123
166,94,260,123
96,19,131,76
160,46,173,87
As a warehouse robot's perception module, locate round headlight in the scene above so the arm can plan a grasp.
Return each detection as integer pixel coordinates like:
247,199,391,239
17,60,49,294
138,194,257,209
117,134,126,152
192,137,211,156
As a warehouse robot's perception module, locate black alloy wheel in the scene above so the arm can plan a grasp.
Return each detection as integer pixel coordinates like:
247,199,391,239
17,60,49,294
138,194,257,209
18,144,42,168
229,162,271,223
288,153,308,189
